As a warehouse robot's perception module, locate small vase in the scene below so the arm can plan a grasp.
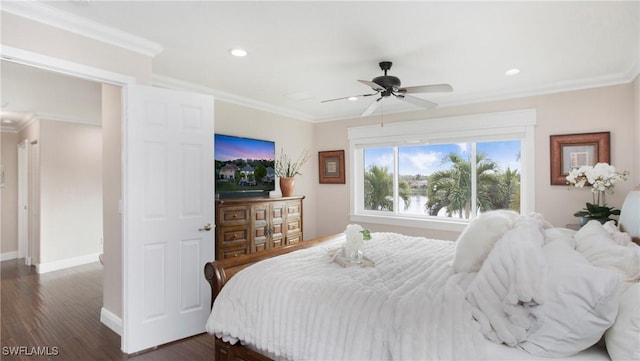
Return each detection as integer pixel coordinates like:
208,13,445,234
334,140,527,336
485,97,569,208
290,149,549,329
280,177,295,197
343,238,364,264
345,248,363,264
593,190,607,207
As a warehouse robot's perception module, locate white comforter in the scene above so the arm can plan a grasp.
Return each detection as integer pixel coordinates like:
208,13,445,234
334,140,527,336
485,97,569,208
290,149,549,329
206,215,551,360
207,232,487,360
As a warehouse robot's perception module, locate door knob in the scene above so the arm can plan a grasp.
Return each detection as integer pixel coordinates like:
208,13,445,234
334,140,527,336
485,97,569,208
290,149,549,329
199,223,212,232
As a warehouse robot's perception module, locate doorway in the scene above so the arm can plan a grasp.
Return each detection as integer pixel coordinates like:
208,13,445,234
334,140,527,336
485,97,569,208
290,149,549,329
1,45,134,343
17,139,29,265
5,59,107,273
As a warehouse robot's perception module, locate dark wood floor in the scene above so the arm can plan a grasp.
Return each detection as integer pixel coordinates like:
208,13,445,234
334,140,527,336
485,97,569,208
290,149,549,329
1,259,215,360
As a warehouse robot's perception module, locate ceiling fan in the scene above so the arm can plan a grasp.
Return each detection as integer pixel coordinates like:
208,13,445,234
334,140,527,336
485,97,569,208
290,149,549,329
322,61,453,116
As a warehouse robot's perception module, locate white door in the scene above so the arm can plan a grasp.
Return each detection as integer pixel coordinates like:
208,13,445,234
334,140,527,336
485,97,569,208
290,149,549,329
123,85,215,353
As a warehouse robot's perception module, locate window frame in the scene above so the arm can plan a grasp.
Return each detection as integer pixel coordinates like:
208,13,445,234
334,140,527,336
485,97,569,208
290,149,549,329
348,109,537,232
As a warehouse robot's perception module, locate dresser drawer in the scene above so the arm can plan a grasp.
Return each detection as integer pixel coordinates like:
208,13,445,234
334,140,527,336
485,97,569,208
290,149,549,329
285,201,301,217
221,247,249,259
221,228,249,245
286,233,301,245
218,206,250,226
286,218,301,234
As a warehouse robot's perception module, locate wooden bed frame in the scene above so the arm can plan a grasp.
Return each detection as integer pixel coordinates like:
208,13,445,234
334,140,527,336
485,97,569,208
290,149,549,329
203,233,343,361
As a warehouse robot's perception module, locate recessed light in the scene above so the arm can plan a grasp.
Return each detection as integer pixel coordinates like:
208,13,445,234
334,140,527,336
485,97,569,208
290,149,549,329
348,96,359,101
230,48,247,57
505,68,520,76
2,119,14,124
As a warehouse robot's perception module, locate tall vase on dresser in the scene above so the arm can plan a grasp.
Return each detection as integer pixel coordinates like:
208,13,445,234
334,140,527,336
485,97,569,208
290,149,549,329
280,177,295,197
275,148,310,197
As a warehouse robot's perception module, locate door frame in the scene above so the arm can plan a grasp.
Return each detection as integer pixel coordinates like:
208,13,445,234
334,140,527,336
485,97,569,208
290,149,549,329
0,45,135,350
17,139,29,264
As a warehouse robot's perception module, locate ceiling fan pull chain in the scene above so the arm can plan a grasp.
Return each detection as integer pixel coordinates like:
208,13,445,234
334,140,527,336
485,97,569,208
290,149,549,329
380,99,384,127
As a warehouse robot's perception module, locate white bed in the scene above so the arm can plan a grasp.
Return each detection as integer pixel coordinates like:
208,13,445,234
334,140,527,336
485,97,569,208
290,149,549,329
206,212,639,360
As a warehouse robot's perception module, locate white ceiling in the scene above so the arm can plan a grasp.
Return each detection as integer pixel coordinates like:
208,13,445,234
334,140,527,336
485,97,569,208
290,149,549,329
1,1,639,131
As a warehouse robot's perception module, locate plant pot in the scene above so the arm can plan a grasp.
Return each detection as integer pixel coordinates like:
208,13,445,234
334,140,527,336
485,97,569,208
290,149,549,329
279,177,295,197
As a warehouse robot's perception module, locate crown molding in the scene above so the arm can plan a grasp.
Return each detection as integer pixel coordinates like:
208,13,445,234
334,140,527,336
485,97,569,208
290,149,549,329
1,111,100,134
1,0,163,57
438,70,638,109
36,112,100,127
152,74,315,122
624,58,640,82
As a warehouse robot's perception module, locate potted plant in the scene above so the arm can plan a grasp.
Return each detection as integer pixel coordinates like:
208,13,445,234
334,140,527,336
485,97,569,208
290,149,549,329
566,162,629,225
275,148,310,197
573,203,621,225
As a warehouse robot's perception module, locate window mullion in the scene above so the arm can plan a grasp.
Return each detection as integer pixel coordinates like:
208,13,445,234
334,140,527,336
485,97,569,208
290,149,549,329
471,142,477,219
393,146,399,214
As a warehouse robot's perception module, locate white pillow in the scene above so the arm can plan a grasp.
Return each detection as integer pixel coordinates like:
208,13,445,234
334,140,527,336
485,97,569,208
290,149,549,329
602,220,633,246
605,282,640,361
519,240,620,357
453,210,520,273
575,220,640,293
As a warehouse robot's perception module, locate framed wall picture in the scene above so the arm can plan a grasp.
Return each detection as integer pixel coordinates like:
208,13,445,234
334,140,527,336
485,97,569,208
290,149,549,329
318,150,345,184
549,131,610,185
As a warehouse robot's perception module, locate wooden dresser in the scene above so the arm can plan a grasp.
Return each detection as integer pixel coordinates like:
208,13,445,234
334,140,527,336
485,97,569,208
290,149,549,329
215,196,304,260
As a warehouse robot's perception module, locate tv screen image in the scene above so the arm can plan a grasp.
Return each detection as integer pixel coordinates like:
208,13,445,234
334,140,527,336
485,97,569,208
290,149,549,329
214,134,275,197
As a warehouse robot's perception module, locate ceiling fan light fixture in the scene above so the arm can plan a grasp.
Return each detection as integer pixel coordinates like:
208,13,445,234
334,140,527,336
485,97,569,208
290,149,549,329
229,48,248,57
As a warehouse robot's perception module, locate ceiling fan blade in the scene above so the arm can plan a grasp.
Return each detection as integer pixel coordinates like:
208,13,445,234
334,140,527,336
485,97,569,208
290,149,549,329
361,98,381,117
358,80,386,92
320,92,379,103
399,84,453,94
396,94,437,109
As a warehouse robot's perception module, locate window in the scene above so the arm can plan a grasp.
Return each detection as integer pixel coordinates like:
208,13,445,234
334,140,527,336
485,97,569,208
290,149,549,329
349,110,536,232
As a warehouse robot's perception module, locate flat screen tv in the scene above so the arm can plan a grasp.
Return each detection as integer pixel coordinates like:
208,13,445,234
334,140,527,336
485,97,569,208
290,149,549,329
214,134,276,199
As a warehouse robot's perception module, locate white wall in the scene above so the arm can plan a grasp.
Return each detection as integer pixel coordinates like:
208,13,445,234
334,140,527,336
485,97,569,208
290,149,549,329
38,120,103,265
0,131,19,259
313,82,638,239
102,84,123,320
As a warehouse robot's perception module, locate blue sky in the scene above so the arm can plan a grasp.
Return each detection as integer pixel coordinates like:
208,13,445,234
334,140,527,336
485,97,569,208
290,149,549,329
214,134,275,161
364,141,521,176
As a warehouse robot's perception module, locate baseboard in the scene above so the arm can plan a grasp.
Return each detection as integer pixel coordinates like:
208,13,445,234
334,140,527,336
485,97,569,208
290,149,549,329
100,307,122,336
36,252,101,274
0,251,18,262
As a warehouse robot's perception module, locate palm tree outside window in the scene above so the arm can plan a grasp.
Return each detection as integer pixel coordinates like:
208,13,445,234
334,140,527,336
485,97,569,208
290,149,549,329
362,140,521,220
